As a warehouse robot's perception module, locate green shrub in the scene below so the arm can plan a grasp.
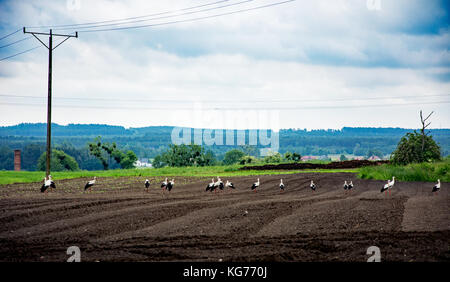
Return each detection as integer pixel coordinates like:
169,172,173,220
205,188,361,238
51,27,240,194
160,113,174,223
358,158,449,182
391,131,441,165
37,149,80,172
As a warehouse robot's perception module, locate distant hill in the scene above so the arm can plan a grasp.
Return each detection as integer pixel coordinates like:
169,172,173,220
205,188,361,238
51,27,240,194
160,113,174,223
1,123,449,137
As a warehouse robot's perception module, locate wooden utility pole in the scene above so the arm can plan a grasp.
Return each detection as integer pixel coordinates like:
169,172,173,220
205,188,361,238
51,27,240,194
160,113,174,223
23,27,78,178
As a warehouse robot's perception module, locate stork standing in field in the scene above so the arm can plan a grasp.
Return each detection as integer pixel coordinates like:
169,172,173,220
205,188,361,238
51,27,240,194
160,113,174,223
310,180,316,192
145,179,150,192
225,180,235,192
348,181,354,191
343,181,348,192
166,179,174,192
381,180,390,195
279,179,285,193
161,178,168,190
84,177,96,192
251,178,260,192
48,175,56,191
40,177,52,193
206,178,215,192
215,177,224,193
381,176,395,196
388,176,395,196
432,179,440,194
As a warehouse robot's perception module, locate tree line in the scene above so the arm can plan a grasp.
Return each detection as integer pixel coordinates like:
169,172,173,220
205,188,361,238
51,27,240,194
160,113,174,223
0,120,447,171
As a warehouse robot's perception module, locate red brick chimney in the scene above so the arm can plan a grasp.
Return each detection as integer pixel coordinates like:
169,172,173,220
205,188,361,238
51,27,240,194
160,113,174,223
14,150,21,171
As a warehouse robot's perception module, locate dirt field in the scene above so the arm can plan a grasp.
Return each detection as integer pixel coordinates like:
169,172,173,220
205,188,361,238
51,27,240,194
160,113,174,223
0,173,448,262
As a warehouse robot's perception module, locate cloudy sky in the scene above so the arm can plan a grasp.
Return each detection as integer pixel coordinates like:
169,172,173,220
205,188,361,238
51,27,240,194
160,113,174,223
0,0,449,130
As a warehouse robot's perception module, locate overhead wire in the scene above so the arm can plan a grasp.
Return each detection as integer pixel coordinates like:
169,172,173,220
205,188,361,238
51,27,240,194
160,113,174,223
0,37,67,61
78,0,296,33
1,1,295,60
50,0,255,31
0,93,448,103
0,28,21,41
0,45,41,61
0,37,32,49
27,0,233,29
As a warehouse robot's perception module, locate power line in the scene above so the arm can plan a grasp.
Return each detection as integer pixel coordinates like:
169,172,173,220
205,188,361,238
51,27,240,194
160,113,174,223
77,0,296,33
0,36,31,48
0,93,448,103
0,28,21,41
0,45,41,61
0,37,67,62
50,0,255,32
2,100,449,110
3,1,295,60
28,0,232,29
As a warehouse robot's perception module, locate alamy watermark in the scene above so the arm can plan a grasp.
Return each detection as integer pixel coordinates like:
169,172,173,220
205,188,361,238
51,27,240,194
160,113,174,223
170,102,280,156
366,246,381,262
66,0,81,11
366,0,381,11
67,246,81,262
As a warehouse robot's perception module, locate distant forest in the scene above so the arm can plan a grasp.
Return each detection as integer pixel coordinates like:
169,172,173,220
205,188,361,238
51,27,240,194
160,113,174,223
0,123,449,171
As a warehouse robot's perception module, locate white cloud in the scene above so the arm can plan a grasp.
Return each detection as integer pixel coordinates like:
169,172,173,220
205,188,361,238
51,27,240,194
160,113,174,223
0,0,449,129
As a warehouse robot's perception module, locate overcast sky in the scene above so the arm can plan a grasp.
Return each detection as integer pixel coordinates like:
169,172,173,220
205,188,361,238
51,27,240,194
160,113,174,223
0,0,449,130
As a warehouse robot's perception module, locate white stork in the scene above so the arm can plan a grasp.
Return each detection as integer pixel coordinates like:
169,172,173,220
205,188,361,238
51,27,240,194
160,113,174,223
251,178,260,192
381,180,390,196
166,179,174,192
48,175,56,191
310,180,316,192
432,179,440,194
206,178,215,192
343,180,348,191
145,179,150,192
215,177,224,192
348,181,354,191
279,179,285,192
161,177,168,190
225,180,235,191
40,177,52,193
84,176,96,192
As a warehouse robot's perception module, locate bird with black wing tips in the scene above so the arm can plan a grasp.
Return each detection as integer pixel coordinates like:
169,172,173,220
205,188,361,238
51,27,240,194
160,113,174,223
225,180,236,191
84,176,96,192
279,179,285,193
251,178,260,192
216,177,224,192
343,180,348,192
348,181,354,191
145,179,150,192
310,180,316,192
206,178,215,192
432,179,440,194
161,177,168,190
40,177,51,193
166,179,174,192
381,180,390,196
48,175,56,191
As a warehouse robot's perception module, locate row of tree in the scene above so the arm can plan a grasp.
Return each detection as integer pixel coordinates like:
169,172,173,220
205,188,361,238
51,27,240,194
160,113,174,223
0,111,443,171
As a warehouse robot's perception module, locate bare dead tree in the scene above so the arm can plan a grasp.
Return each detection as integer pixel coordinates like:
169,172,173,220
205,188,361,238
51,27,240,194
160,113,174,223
419,110,434,154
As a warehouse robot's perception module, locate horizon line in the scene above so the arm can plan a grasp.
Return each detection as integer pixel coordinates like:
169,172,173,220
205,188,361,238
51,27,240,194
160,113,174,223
1,122,449,131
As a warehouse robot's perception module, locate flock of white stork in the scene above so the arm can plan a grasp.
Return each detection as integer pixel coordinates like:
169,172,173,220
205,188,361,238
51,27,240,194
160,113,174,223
40,174,442,195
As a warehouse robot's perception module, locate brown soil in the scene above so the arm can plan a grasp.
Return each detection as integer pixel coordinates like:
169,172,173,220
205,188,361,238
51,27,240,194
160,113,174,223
0,173,448,262
242,160,389,170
